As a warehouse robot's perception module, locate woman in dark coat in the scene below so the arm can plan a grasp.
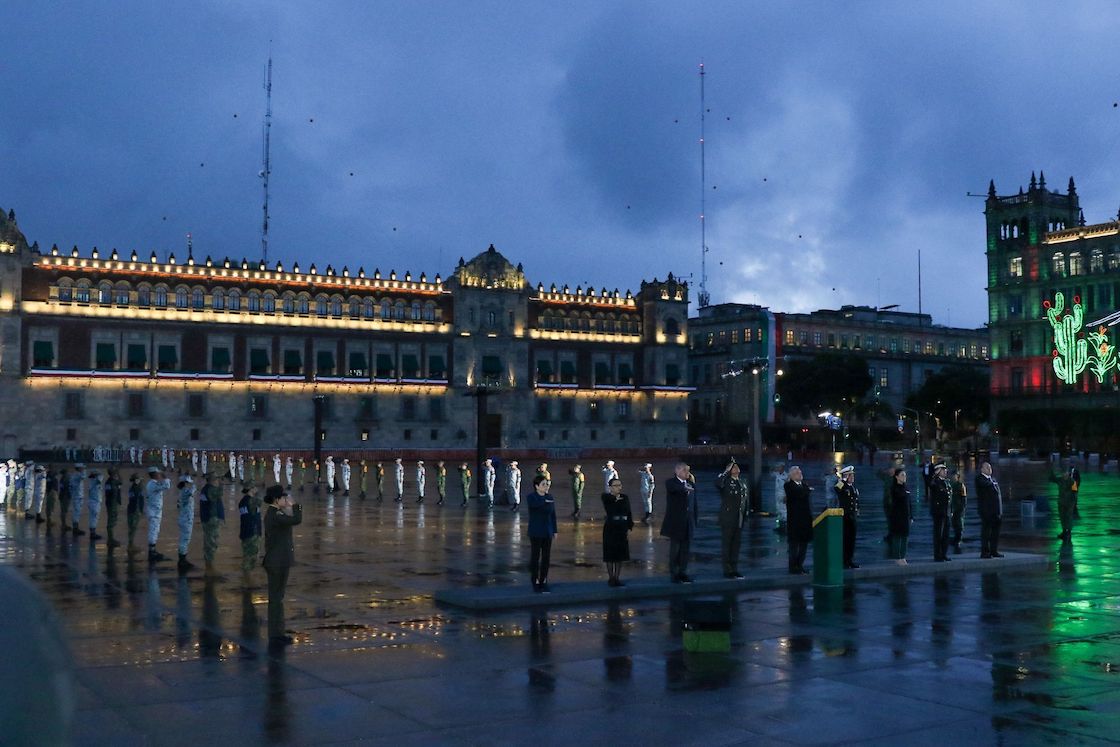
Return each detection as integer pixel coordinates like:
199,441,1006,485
527,474,558,593
889,468,911,564
601,476,634,586
784,466,813,574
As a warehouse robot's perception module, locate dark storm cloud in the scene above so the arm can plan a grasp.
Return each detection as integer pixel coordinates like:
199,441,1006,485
6,1,1120,326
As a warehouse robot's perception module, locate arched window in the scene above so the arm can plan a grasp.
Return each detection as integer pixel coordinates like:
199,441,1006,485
297,294,310,314
1069,252,1084,276
154,285,168,307
422,302,436,321
349,297,361,318
136,283,150,306
394,300,406,320
316,295,328,316
191,288,205,309
380,299,391,319
664,317,680,336
282,293,295,314
75,281,91,303
330,296,343,316
114,282,130,305
57,278,73,302
212,288,225,310
363,298,375,319
227,289,241,311
175,286,189,308
263,292,276,313
1051,252,1066,277
98,282,112,304
247,291,260,312
411,300,421,320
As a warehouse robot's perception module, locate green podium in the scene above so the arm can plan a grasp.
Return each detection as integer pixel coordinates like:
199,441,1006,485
812,508,844,587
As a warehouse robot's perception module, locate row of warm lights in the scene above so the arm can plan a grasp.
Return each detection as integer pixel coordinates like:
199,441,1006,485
535,287,637,306
39,251,444,291
1044,222,1120,245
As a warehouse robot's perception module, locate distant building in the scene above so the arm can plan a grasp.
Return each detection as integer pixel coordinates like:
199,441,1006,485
0,208,691,455
984,172,1120,443
689,302,988,442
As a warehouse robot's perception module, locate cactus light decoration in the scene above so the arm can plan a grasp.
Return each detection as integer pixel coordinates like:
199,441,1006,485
1045,292,1088,385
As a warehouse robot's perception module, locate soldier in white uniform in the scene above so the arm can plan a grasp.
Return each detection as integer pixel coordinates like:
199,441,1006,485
603,460,619,492
341,458,352,496
228,451,237,480
161,446,169,469
190,449,199,474
237,454,246,482
200,450,208,475
0,461,9,507
19,461,34,517
31,465,47,523
394,458,405,503
168,448,176,471
415,460,426,503
145,466,172,562
325,456,336,493
176,475,195,572
507,461,522,511
638,463,655,524
69,464,87,536
273,453,282,485
482,458,496,509
285,456,294,488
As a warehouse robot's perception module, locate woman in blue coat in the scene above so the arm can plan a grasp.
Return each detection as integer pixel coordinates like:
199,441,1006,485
528,474,558,593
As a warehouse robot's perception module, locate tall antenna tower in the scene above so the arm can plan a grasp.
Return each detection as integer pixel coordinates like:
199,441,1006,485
260,54,273,264
698,61,711,309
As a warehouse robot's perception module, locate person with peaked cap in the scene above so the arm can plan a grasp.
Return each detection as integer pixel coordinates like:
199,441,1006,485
375,461,385,502
928,461,953,561
834,465,861,569
638,463,655,524
415,460,426,503
126,473,143,554
285,455,294,489
949,466,968,552
19,461,34,518
176,475,197,572
458,462,472,506
482,458,496,508
507,460,522,511
784,466,813,574
237,453,246,482
716,459,750,579
602,460,619,493
201,449,209,475
325,456,336,494
198,472,225,577
145,466,172,561
975,461,1004,558
295,456,306,490
393,458,405,503
69,464,87,537
273,452,282,486
190,448,199,474
227,451,236,481
85,469,104,541
104,467,122,548
569,464,585,519
435,461,447,505
358,459,368,499
341,458,352,496
263,484,302,647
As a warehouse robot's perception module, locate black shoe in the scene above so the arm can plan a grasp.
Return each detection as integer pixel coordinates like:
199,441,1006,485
89,531,102,541
732,573,744,579
24,511,34,520
72,525,86,537
789,567,800,574
615,579,625,587
107,538,121,548
35,514,45,523
991,552,1005,558
943,556,951,561
845,562,860,569
510,504,519,512
678,575,693,584
571,511,580,520
533,583,543,593
437,500,444,506
148,550,165,562
269,635,294,646
671,576,682,584
417,497,424,504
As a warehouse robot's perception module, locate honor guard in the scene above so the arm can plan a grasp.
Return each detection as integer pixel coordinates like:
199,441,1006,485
284,456,294,488
190,449,199,474
603,460,619,493
86,469,104,541
177,475,196,572
69,464,87,537
375,462,385,502
393,458,405,503
237,454,246,482
482,458,495,508
104,468,122,547
341,458,351,496
126,474,143,554
145,466,172,562
273,453,282,485
928,462,953,561
458,463,472,507
508,461,522,511
415,461,426,503
325,456,336,493
200,450,208,475
569,464,585,519
435,461,447,505
359,459,368,499
638,463,655,524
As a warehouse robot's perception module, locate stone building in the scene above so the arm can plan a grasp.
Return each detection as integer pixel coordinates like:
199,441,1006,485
688,302,989,442
0,209,691,455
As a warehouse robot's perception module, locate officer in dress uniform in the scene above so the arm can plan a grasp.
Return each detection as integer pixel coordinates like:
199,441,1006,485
325,456,336,493
928,462,953,562
603,460,619,493
285,456,294,488
177,475,196,572
459,463,472,507
145,466,172,562
341,458,352,496
394,458,405,503
949,467,968,551
638,463,655,524
358,459,368,499
415,460,426,503
375,462,385,502
482,458,496,509
273,453,282,486
569,464,585,520
508,461,522,511
834,465,860,569
715,460,749,579
69,464,87,537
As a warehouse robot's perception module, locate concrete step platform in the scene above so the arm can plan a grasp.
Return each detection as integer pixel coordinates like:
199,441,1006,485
433,551,1048,610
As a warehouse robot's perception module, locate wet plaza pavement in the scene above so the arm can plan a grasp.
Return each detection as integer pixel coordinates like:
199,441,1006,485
4,456,1120,745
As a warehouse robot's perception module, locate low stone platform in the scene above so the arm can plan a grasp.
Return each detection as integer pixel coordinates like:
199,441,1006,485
434,551,1049,610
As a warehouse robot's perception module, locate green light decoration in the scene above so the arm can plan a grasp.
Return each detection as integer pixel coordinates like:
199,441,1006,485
1045,291,1117,385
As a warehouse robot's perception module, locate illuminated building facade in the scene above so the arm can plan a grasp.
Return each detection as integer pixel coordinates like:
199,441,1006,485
984,172,1120,442
689,302,988,442
0,209,690,454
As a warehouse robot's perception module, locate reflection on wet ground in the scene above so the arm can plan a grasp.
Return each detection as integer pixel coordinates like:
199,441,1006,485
4,457,1120,744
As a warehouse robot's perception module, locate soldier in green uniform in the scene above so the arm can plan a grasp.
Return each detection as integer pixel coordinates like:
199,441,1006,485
1050,466,1077,541
375,462,385,502
199,473,225,577
359,459,368,499
436,461,447,505
949,467,967,551
569,464,585,519
104,467,123,549
928,462,953,561
296,457,306,491
716,460,749,578
459,462,472,507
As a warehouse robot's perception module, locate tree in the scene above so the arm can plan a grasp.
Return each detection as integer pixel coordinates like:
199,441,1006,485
906,366,990,435
777,353,874,417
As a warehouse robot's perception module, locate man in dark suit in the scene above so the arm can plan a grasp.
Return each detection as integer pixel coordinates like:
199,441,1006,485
263,485,303,648
660,462,698,583
975,461,1003,558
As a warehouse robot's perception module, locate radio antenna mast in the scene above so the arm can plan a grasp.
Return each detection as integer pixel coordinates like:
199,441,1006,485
260,52,273,264
698,61,711,309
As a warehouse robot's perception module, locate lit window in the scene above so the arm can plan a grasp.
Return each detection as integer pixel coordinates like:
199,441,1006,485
1009,256,1023,277
1051,252,1066,277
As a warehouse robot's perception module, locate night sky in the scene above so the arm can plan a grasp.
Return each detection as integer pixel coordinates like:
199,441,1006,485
5,1,1120,328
